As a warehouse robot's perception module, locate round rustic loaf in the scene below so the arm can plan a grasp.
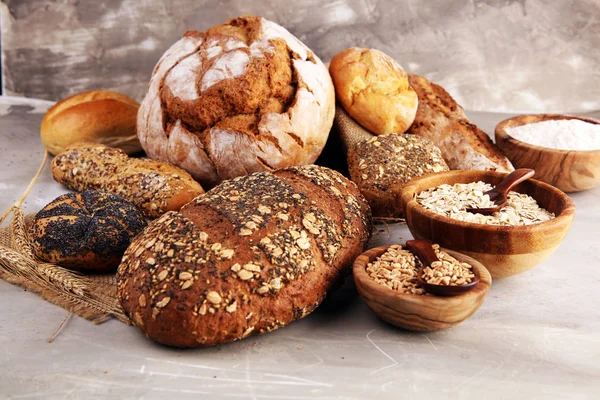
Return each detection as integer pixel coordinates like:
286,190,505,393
30,190,147,272
347,134,449,218
117,165,372,347
329,48,418,135
137,15,335,188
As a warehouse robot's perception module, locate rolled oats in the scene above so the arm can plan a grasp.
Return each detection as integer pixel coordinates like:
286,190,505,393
415,181,554,226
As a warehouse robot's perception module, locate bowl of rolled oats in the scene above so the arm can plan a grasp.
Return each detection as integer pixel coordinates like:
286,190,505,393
353,244,491,332
399,170,576,278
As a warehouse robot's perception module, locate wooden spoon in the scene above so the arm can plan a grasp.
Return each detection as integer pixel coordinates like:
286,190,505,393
465,168,535,215
405,239,479,296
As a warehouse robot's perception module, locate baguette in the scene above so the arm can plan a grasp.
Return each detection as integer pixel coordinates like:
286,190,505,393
51,143,204,218
117,165,372,347
41,90,142,155
407,74,514,172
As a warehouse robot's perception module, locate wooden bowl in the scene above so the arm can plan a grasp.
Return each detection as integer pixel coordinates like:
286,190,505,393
353,245,491,331
496,114,600,192
399,170,575,278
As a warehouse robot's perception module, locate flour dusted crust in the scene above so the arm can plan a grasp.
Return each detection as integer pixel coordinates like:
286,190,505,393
407,74,514,172
137,16,335,188
117,165,372,347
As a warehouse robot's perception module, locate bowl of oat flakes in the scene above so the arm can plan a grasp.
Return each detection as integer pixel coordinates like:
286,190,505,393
399,170,575,278
353,244,492,332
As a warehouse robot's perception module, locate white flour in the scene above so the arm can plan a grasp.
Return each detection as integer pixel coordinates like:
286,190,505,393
506,119,600,150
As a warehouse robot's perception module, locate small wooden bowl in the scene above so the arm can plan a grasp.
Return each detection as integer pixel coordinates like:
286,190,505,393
400,170,575,278
353,245,491,331
496,114,600,192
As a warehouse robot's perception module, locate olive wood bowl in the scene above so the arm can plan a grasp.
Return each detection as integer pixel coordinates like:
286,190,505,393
353,245,491,331
496,114,600,192
399,170,575,278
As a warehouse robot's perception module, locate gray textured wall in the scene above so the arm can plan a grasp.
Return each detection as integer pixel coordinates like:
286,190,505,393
1,0,599,113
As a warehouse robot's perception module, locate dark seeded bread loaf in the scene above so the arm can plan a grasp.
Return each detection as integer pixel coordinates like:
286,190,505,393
51,143,204,218
347,134,449,218
117,165,372,347
30,190,147,272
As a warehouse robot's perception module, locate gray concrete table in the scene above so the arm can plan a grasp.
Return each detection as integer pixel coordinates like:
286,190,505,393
1,96,598,399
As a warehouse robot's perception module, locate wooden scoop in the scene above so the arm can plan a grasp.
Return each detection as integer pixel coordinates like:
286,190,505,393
466,168,535,215
405,239,479,296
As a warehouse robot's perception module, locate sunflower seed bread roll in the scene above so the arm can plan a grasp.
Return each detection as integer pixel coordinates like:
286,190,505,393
51,143,204,218
117,165,372,347
347,134,449,218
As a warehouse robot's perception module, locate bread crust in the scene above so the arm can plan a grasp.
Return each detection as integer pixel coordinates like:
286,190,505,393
30,190,146,272
51,143,204,218
41,90,141,155
347,134,448,218
407,74,514,172
329,48,418,135
137,16,335,188
117,165,372,347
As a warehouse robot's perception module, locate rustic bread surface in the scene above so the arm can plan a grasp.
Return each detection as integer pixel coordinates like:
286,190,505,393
137,15,335,188
348,134,449,218
30,190,146,272
117,165,372,347
51,143,204,218
407,74,514,172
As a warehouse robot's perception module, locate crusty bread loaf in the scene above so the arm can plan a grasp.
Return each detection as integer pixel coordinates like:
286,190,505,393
30,190,146,272
51,143,204,218
117,165,372,347
347,134,449,218
407,74,514,172
329,48,418,135
137,15,335,188
41,90,141,155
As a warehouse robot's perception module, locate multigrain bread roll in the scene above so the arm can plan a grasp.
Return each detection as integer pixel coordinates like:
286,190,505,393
117,165,372,347
347,134,449,218
329,48,418,135
30,190,146,272
137,15,335,188
51,143,204,218
407,74,514,172
41,90,141,155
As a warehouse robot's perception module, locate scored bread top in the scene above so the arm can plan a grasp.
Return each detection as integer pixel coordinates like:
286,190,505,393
138,15,335,188
117,165,372,347
407,74,514,172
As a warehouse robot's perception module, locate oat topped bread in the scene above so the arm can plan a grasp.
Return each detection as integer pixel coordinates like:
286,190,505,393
347,134,449,218
117,164,372,347
51,142,204,218
137,15,335,188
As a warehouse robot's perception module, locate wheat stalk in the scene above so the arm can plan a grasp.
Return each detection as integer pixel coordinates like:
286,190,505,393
11,207,35,259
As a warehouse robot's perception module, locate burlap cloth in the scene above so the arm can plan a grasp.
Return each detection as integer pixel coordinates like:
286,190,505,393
0,207,129,324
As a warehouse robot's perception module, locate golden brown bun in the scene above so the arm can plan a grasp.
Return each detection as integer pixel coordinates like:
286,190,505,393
51,143,204,218
407,74,514,172
329,48,418,135
137,16,335,188
347,134,449,218
117,165,372,347
30,190,146,272
41,90,141,155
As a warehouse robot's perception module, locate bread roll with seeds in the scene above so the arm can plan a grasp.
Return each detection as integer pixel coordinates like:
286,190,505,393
117,165,372,347
347,134,448,218
51,143,204,218
30,190,146,272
